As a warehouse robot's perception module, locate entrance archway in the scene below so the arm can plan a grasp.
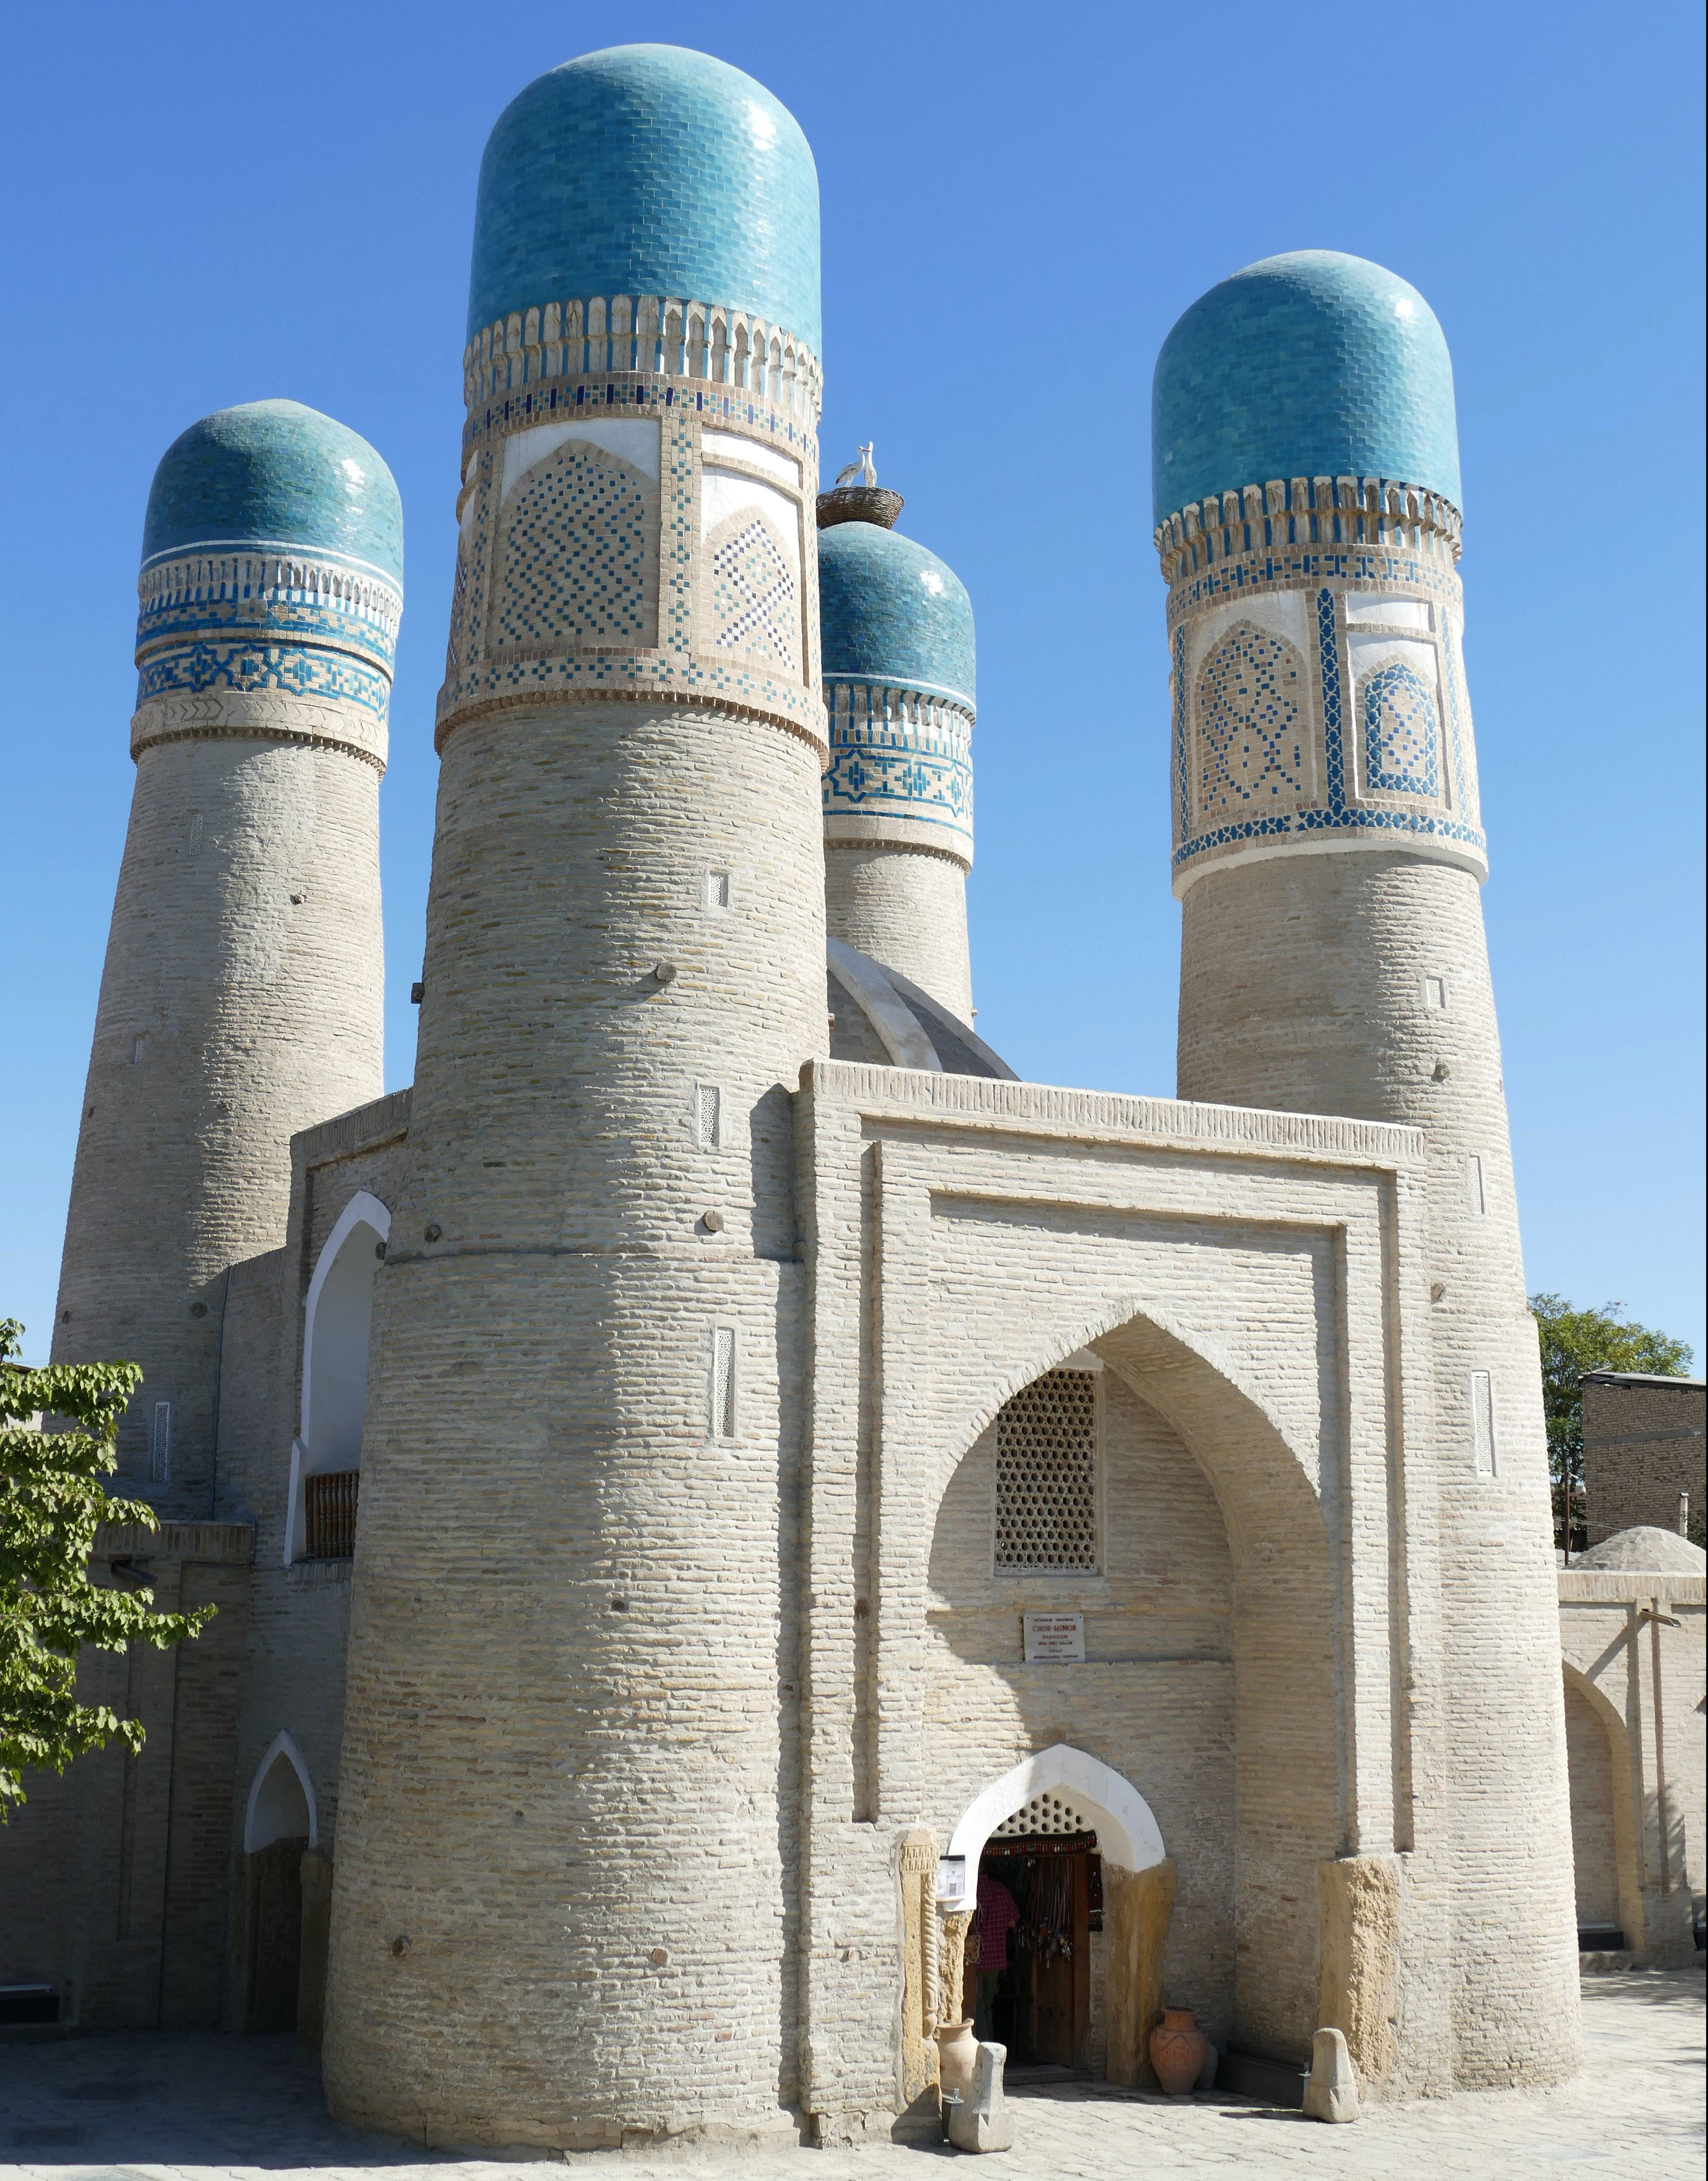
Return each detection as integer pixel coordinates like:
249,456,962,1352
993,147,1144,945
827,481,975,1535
949,1745,1170,2078
238,1734,315,2033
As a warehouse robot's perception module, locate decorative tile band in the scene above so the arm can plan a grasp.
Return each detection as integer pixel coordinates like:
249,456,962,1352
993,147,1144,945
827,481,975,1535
1154,473,1460,585
137,639,392,724
465,295,821,423
822,682,973,859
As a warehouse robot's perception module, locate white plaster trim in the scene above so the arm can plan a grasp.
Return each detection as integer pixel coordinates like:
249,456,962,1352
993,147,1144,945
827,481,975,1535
499,419,660,506
948,1743,1165,1874
1344,595,1432,631
290,1189,389,1568
244,1729,318,1852
1185,587,1309,678
1172,826,1487,899
826,939,941,1071
700,468,801,577
300,1190,391,1443
1347,632,1439,687
702,428,800,489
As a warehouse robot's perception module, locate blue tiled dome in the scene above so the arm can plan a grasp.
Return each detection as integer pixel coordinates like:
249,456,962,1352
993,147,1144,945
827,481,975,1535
468,45,821,354
141,400,403,585
818,524,976,713
1152,251,1461,521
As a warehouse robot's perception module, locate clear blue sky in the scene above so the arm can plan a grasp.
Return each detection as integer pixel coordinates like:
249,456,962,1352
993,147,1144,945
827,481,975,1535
3,1,1702,1367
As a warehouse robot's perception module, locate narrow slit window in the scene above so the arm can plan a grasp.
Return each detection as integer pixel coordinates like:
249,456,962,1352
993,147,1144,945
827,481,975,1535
1422,976,1447,1011
711,1328,736,1439
704,870,731,911
151,1400,172,1484
1469,1371,1496,1477
1466,1154,1486,1214
694,1083,723,1149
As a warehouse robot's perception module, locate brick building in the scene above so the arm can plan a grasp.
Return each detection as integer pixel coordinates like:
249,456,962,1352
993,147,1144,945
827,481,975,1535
1581,1370,1707,1544
9,36,1680,2147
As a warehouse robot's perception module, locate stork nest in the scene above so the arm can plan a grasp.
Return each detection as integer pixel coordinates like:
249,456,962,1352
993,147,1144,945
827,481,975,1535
816,484,904,530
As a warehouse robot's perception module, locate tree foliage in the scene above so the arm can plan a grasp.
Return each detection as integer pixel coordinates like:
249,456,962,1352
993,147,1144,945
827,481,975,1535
1529,1293,1695,1551
0,1319,212,1820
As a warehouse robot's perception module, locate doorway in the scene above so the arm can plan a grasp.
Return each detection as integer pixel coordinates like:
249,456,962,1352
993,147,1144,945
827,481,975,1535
973,1834,1099,2070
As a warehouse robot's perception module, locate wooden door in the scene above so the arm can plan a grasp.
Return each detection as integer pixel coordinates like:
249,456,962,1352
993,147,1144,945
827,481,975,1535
1028,1853,1091,2067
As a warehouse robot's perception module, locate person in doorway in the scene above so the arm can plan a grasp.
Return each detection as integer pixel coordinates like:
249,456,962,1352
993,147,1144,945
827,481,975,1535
974,1867,1019,2041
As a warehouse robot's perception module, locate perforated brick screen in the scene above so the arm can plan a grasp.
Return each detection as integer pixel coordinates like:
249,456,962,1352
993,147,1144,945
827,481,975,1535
994,1369,1098,1573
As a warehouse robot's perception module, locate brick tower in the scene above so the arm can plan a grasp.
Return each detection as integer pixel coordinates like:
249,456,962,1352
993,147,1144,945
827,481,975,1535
818,494,977,1018
51,401,400,1517
1152,251,1580,2084
322,47,827,2144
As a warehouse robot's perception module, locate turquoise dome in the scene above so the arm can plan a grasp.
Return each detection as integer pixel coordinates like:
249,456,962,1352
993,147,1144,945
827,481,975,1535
1152,251,1461,521
141,400,403,585
468,46,821,354
818,524,976,713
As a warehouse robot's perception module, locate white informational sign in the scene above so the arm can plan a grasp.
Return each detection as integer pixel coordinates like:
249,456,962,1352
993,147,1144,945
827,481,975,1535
936,1855,968,1904
1022,1611,1086,1663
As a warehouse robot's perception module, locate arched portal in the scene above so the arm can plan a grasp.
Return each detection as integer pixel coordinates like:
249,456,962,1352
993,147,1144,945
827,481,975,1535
239,1733,315,2034
915,1305,1338,2080
1562,1662,1645,1955
285,1191,389,1564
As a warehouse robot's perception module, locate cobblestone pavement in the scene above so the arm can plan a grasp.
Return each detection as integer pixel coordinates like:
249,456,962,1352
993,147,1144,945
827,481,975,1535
1,1971,1701,2181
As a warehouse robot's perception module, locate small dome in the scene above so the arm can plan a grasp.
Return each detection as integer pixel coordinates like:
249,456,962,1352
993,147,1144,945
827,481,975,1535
141,401,402,585
818,523,976,713
468,45,820,353
1152,250,1461,522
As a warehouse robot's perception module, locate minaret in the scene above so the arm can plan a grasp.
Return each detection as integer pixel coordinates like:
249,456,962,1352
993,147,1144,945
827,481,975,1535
323,48,826,2143
1152,253,1580,2085
51,402,401,1517
818,488,977,1019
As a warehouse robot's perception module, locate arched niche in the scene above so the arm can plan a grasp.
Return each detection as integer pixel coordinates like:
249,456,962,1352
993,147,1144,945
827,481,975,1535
245,1729,316,1853
284,1191,388,1565
1561,1661,1645,1955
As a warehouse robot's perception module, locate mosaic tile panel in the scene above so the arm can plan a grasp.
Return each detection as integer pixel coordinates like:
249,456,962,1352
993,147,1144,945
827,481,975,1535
710,516,798,671
1196,621,1309,821
489,442,658,651
1360,660,1440,799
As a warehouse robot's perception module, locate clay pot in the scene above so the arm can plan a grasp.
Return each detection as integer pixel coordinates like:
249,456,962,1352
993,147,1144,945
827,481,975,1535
935,2019,979,2135
1149,2005,1209,2098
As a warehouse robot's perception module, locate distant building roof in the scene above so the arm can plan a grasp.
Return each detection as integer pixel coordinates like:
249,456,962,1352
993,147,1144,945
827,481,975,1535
1579,1371,1706,1392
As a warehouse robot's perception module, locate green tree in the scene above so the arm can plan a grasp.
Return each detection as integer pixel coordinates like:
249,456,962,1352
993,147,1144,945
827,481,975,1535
1529,1293,1695,1554
0,1319,212,1820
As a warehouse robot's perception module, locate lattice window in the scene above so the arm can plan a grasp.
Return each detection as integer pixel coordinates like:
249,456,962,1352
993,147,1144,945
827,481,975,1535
994,1369,1099,1573
992,1791,1095,1839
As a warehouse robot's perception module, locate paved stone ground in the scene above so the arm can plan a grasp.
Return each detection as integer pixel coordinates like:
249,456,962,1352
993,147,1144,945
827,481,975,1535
1,1971,1700,2180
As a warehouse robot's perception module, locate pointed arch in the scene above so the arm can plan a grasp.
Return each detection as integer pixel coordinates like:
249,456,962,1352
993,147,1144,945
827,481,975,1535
244,1729,317,1851
948,1744,1165,1874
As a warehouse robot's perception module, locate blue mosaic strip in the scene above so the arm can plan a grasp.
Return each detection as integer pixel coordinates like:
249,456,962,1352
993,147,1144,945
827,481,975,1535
138,640,391,722
1172,624,1189,847
138,595,397,676
466,378,814,455
822,742,972,838
1168,542,1455,617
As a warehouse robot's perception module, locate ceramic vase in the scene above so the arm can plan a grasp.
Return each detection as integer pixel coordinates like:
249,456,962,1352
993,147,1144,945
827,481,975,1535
935,2019,979,2135
1149,2005,1209,2097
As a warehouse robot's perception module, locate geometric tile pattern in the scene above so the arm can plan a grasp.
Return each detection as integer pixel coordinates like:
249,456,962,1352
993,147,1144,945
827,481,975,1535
994,1369,1098,1574
821,685,973,854
711,516,797,670
137,639,391,720
1360,660,1439,798
1196,621,1308,819
490,444,656,650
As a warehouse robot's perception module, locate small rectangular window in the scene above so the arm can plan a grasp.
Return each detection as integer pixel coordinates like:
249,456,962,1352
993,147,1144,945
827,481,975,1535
1422,976,1447,1011
693,1083,723,1149
1469,1372,1496,1477
151,1400,172,1484
130,1035,146,1066
704,870,731,911
188,812,203,854
711,1328,736,1439
1466,1154,1486,1214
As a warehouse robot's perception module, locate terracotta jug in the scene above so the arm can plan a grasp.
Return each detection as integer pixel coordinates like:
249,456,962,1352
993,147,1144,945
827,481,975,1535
935,2019,979,2135
1149,2005,1209,2097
